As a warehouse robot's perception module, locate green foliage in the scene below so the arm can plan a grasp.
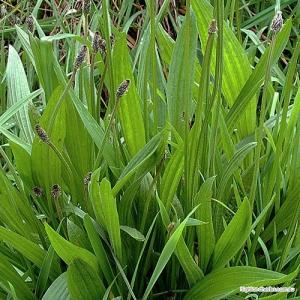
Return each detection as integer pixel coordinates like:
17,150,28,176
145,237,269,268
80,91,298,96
0,0,299,299
67,258,105,300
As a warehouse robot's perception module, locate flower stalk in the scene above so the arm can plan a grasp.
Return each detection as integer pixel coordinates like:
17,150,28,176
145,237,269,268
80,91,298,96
93,80,130,169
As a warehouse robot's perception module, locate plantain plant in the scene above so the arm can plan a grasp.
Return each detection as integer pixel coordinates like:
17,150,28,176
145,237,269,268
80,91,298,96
0,0,299,299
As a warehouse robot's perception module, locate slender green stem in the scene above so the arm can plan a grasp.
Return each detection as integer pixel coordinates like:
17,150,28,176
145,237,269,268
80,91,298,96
83,14,89,44
102,0,116,110
249,37,276,207
143,49,150,141
48,142,74,186
89,54,96,119
89,53,96,162
183,0,191,211
93,97,120,170
211,0,225,239
140,158,164,233
149,0,158,133
211,0,224,109
186,25,215,206
97,54,109,121
54,196,63,221
152,290,188,298
229,0,236,29
235,0,242,42
0,146,23,192
47,72,75,135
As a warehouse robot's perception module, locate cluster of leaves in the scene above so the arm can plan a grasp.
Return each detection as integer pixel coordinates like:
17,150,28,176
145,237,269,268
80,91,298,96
0,0,299,299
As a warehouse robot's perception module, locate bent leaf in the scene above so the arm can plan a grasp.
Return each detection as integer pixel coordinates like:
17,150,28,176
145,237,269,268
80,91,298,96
45,224,98,272
212,199,252,269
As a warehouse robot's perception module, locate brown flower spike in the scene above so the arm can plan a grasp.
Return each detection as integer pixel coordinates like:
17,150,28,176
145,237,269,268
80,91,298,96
35,124,50,143
51,184,61,199
32,186,44,197
0,5,7,18
92,31,101,53
99,39,106,54
208,19,218,34
92,32,106,54
74,45,87,70
83,171,92,185
271,11,283,34
83,0,91,15
116,79,130,98
26,15,34,33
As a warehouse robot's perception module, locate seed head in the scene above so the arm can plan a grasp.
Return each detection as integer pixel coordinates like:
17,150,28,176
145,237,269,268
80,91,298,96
32,186,44,197
74,45,87,69
110,34,115,46
0,5,7,18
271,11,283,34
116,79,130,98
92,32,106,54
83,0,91,15
26,15,34,33
99,39,106,54
167,222,175,233
10,15,21,25
92,31,101,53
83,171,92,185
208,19,218,34
35,124,50,143
51,184,61,199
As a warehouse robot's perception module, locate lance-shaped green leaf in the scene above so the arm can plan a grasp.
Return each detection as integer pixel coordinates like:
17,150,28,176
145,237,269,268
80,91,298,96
0,227,47,270
226,19,292,132
83,215,115,286
166,11,197,136
90,175,123,262
67,258,105,300
113,131,164,194
212,198,252,269
45,224,99,272
160,144,184,211
42,273,70,300
195,177,216,272
6,45,35,143
113,32,146,156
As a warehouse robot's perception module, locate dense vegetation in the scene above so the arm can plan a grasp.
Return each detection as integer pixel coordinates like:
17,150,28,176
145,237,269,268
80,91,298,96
0,0,299,299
